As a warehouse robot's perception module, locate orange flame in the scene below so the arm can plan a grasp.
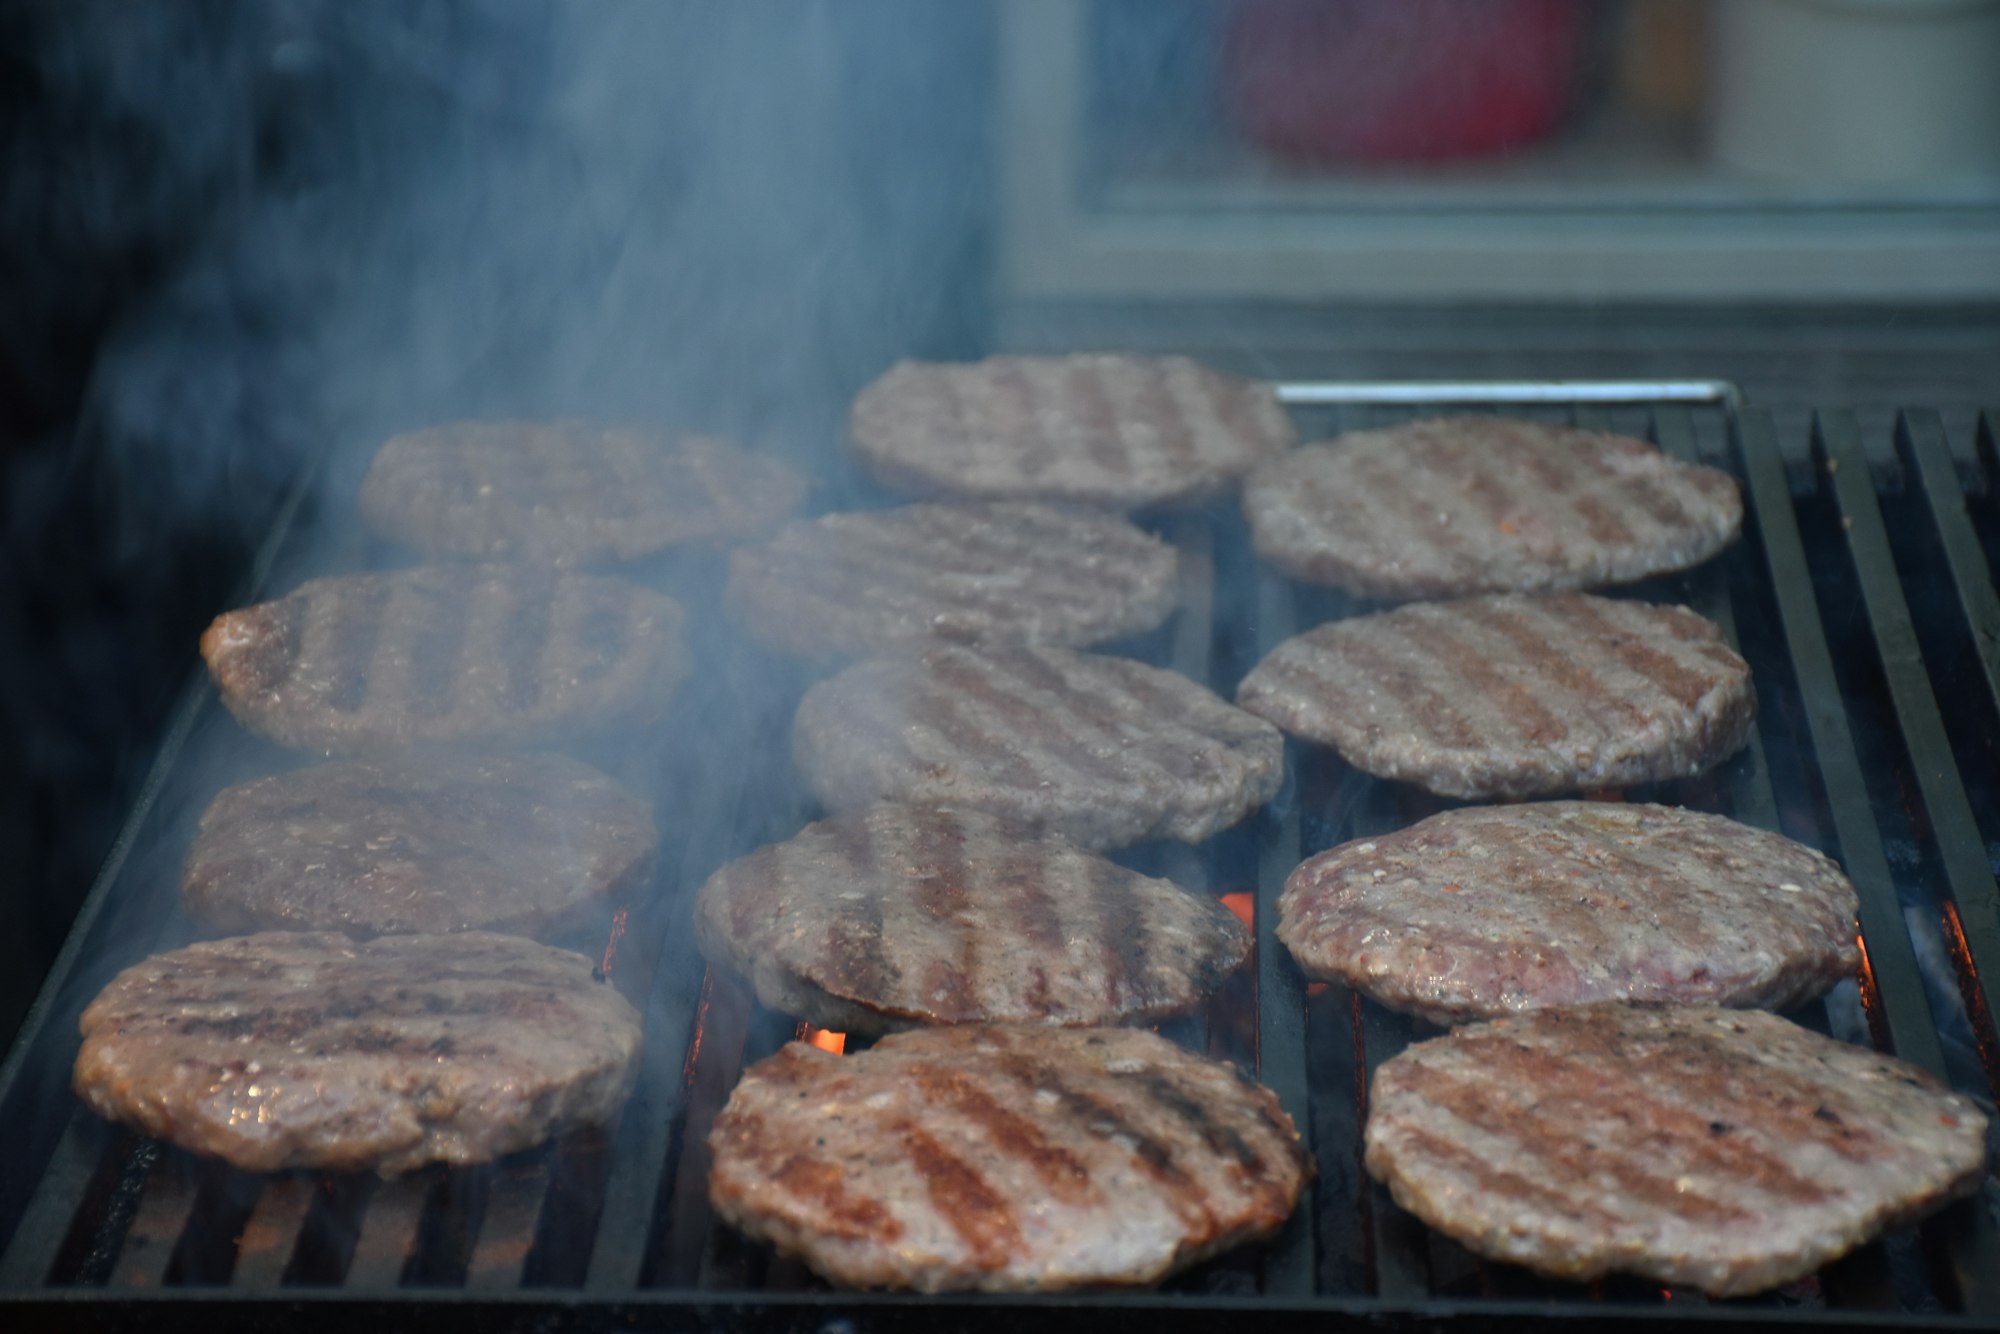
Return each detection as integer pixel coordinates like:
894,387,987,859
802,1028,846,1055
598,907,629,980
1220,892,1254,927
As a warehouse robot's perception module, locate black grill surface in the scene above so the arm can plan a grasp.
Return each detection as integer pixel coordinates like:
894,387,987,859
1,393,1997,1332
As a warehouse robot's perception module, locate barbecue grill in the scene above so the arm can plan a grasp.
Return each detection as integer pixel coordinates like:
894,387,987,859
1,385,1996,1332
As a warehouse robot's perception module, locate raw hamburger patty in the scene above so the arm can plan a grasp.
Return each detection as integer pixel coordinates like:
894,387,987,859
183,752,659,937
850,354,1296,509
695,804,1249,1032
1237,592,1754,799
708,1025,1312,1291
1244,415,1743,600
725,501,1179,662
201,565,690,755
359,420,806,566
792,643,1285,849
73,932,643,1174
1278,802,1858,1025
1364,1004,1989,1296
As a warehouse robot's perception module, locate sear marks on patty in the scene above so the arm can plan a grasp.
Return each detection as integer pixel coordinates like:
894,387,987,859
183,752,659,938
200,565,690,755
725,501,1180,663
1364,1003,1989,1297
792,642,1285,850
850,355,1296,510
695,804,1250,1033
359,420,807,567
1279,802,1859,1025
1237,592,1754,800
73,932,643,1175
1244,415,1743,601
708,1025,1312,1291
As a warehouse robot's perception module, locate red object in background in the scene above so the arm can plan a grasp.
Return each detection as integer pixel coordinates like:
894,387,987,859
1222,0,1585,164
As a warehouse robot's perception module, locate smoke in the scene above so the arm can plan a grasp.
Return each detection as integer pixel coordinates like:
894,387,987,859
0,1,991,1043
66,1,991,518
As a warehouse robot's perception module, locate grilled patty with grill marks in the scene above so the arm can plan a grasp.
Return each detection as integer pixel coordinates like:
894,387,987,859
695,804,1249,1032
1365,1004,1989,1296
183,752,658,938
200,565,690,755
1279,802,1858,1025
359,420,806,567
725,501,1180,662
850,354,1296,510
1244,416,1743,601
792,642,1285,849
708,1025,1312,1291
1237,592,1754,799
73,932,644,1175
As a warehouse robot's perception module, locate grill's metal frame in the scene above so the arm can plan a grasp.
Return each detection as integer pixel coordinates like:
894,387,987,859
2,387,1997,1332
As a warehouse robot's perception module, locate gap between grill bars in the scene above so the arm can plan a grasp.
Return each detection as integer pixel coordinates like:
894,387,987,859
2,393,1998,1332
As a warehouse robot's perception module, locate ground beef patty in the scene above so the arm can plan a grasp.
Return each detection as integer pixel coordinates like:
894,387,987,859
725,501,1179,662
73,932,643,1175
793,643,1285,849
708,1025,1312,1291
850,354,1296,509
1365,1004,1988,1296
695,804,1249,1032
182,752,658,937
201,565,690,755
359,420,806,567
1237,592,1754,799
1243,415,1743,601
1279,802,1858,1025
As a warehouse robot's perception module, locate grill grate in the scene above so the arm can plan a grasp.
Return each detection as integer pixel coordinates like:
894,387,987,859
2,393,1998,1331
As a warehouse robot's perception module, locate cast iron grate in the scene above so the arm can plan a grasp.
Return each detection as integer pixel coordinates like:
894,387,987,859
1,390,1996,1332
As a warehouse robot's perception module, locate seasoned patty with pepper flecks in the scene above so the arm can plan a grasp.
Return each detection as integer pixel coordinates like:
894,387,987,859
1278,802,1857,1025
850,354,1295,509
1365,1004,1988,1296
1244,415,1742,601
696,804,1248,1032
725,501,1179,662
708,1025,1312,1291
73,932,643,1175
200,565,690,755
793,642,1284,849
1237,592,1754,800
360,420,806,566
183,752,658,938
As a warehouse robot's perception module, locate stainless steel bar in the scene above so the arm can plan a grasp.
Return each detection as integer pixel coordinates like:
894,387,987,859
463,1161,549,1292
1735,411,1951,1079
0,1114,106,1287
343,1178,424,1289
1248,571,1315,1299
1272,380,1742,409
107,1151,201,1290
232,1177,313,1289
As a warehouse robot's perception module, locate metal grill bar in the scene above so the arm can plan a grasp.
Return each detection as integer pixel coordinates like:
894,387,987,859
1734,412,1952,1079
5,391,2000,1331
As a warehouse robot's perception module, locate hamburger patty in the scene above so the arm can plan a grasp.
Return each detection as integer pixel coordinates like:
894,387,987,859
1237,592,1754,799
792,643,1285,849
73,932,644,1175
1244,415,1743,601
708,1025,1312,1291
1365,1004,1989,1296
359,420,806,566
725,501,1180,662
183,752,659,937
850,354,1296,509
695,804,1249,1032
1278,802,1858,1025
201,565,690,754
